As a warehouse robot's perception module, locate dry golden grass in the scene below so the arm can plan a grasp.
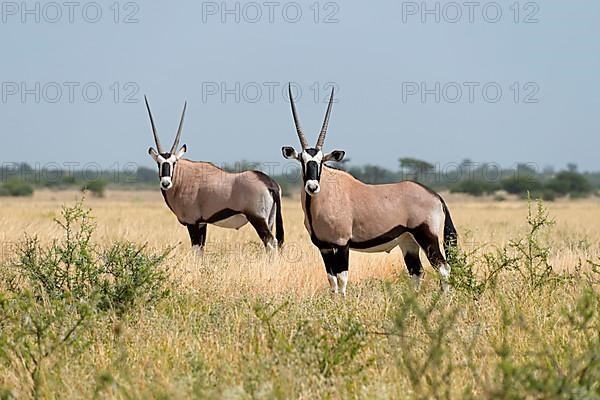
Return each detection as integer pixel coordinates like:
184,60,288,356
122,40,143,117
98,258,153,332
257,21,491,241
1,190,599,399
2,190,599,295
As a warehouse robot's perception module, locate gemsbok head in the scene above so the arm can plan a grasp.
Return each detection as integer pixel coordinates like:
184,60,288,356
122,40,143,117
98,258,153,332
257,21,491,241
281,84,457,296
146,97,187,191
281,86,345,196
145,96,284,253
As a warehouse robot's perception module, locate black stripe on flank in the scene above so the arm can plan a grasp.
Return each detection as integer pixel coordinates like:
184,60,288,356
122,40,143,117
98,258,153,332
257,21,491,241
348,225,409,250
198,209,243,225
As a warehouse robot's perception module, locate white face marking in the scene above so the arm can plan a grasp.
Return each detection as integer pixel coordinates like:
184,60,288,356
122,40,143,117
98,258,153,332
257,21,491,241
301,150,324,196
301,150,323,164
305,180,321,195
336,271,348,297
158,155,178,191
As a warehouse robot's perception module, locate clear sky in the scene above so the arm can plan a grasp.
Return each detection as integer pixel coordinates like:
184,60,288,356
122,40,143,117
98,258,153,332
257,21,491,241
1,1,599,173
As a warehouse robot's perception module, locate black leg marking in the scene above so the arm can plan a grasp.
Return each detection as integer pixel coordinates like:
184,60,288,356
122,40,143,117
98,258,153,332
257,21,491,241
412,228,446,268
333,245,350,275
320,245,350,295
403,251,423,277
198,224,207,247
320,248,336,276
411,226,451,291
319,245,350,275
187,224,207,248
247,215,275,249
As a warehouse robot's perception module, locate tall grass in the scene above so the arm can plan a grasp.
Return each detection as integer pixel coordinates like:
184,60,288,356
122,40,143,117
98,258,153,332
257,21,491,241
0,195,598,398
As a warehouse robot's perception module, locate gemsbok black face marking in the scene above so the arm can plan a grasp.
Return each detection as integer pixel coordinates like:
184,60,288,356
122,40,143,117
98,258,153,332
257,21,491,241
281,83,457,296
144,96,285,254
281,84,345,196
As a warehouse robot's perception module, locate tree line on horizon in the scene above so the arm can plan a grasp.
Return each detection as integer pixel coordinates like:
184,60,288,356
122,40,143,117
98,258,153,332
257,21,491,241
0,158,598,200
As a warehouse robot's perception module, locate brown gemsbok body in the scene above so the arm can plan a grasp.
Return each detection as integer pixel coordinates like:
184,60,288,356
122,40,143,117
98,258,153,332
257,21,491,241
281,85,457,295
145,97,284,252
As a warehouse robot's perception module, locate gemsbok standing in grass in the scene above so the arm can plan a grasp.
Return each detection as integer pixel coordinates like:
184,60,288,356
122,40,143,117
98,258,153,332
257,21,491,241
281,85,457,295
145,96,284,253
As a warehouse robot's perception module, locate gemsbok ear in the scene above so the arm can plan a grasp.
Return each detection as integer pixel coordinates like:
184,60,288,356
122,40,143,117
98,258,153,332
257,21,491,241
282,146,299,160
176,144,187,159
324,150,345,163
148,147,159,162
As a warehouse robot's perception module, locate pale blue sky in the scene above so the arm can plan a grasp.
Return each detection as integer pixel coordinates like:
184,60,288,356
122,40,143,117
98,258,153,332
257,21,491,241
1,1,599,172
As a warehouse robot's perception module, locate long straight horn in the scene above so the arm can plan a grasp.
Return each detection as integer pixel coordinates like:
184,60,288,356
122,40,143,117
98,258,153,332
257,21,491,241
316,87,335,150
288,84,309,149
170,101,187,154
145,96,163,153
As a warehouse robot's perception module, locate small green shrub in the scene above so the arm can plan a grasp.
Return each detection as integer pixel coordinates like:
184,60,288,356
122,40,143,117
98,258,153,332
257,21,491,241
5,200,172,314
0,180,34,197
450,196,570,298
501,175,543,195
380,287,460,400
450,179,499,196
546,171,592,197
81,179,107,198
0,292,92,399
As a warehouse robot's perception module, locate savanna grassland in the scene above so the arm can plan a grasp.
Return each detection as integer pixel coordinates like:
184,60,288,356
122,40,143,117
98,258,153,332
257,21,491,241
1,190,599,399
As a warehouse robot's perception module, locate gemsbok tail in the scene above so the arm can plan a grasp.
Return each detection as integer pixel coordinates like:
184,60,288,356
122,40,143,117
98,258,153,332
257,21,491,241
440,197,458,257
272,187,285,247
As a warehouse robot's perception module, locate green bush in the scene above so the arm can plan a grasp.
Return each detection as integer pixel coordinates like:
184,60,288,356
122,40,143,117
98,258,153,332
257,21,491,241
546,171,592,197
500,175,543,195
450,179,499,196
81,179,107,198
0,293,92,399
5,200,172,314
0,180,34,197
449,197,572,298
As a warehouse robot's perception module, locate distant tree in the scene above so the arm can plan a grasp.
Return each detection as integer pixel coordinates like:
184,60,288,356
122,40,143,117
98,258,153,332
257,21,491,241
82,179,108,198
224,160,261,173
450,179,499,197
501,176,543,195
0,180,34,197
399,158,435,181
136,167,157,184
515,163,538,177
567,163,578,173
542,165,555,177
361,165,394,184
546,171,592,197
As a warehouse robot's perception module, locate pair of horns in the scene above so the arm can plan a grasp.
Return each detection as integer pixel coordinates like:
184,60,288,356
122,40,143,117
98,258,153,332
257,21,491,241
145,96,187,154
289,84,334,150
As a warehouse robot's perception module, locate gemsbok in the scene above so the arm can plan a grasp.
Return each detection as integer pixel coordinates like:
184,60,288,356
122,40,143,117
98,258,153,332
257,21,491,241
281,85,457,295
145,96,284,252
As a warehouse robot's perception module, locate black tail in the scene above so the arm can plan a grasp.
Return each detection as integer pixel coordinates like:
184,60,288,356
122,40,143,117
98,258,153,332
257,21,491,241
440,197,458,257
271,188,285,247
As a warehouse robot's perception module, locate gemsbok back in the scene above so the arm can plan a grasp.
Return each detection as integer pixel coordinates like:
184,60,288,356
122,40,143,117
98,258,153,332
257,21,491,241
281,85,457,295
145,96,284,253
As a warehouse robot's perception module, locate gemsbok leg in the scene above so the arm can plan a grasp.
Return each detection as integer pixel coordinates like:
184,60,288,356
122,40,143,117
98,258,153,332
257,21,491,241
247,215,277,252
399,234,424,290
187,224,207,250
412,227,451,291
320,245,350,296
